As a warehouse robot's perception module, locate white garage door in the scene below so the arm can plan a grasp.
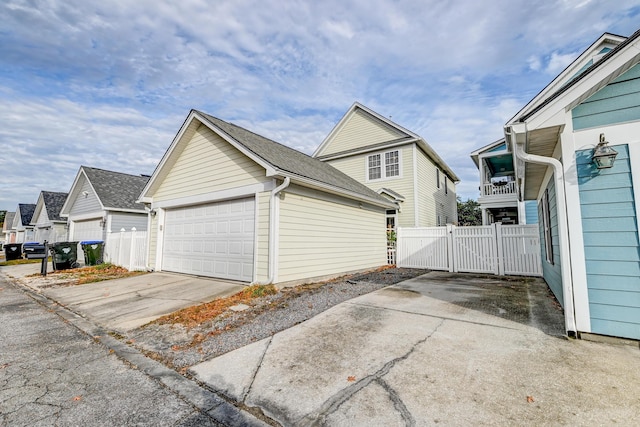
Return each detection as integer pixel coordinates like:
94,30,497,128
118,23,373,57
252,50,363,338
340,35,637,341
71,219,103,242
162,197,255,282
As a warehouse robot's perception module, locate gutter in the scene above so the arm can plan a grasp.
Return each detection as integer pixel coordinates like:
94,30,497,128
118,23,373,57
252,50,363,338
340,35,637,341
504,125,577,336
252,177,291,286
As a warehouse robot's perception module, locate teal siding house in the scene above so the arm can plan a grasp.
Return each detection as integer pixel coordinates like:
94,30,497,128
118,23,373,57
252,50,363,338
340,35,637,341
504,29,640,341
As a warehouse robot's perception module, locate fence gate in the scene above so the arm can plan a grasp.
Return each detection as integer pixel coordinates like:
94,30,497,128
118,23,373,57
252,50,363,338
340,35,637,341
397,224,542,277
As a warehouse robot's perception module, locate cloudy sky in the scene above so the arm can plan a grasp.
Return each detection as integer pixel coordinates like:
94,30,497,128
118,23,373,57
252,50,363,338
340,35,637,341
1,0,640,212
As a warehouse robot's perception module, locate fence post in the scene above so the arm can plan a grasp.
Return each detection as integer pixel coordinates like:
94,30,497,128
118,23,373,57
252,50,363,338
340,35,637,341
446,224,455,272
495,222,504,275
118,228,125,267
129,228,136,271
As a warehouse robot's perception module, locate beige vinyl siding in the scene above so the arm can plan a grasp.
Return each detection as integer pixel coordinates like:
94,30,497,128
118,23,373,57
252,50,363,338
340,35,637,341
321,109,406,156
70,178,102,215
325,145,416,227
153,124,268,202
277,188,387,283
416,149,457,226
256,190,271,281
148,215,158,269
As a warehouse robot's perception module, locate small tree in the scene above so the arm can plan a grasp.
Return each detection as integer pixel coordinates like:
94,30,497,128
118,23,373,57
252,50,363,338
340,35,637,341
457,197,482,226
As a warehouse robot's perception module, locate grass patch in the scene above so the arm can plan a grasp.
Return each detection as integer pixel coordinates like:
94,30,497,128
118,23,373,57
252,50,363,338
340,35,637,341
0,258,45,267
153,284,278,329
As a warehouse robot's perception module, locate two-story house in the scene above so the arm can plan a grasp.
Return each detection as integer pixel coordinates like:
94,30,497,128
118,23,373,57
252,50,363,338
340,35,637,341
471,138,540,225
313,102,459,233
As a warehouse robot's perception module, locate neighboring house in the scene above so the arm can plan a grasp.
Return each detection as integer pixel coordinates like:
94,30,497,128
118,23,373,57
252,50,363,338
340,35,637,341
12,204,36,243
504,29,640,341
139,110,396,285
2,212,16,244
313,102,459,232
31,191,69,243
470,138,537,225
60,166,150,244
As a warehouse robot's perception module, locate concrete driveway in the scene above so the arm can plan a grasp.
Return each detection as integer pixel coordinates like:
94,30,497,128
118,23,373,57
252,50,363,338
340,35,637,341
190,272,640,426
0,263,246,331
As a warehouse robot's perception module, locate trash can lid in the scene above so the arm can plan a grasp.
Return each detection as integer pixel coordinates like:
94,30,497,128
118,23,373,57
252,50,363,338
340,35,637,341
80,240,104,245
23,242,40,245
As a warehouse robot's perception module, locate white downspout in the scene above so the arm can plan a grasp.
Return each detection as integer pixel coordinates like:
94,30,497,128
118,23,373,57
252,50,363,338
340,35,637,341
505,126,577,336
252,177,290,286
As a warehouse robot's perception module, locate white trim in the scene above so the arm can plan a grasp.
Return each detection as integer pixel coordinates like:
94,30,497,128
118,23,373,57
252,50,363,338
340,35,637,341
629,142,640,248
318,139,416,161
412,143,419,226
67,212,104,222
365,148,403,182
151,182,275,209
154,208,165,271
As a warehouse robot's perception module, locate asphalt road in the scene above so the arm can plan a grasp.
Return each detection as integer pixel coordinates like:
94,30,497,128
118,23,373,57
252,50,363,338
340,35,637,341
0,277,221,427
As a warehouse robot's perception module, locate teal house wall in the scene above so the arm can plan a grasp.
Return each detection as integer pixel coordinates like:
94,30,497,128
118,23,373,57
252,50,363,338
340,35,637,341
539,177,563,305
572,63,640,130
525,200,538,224
577,144,640,340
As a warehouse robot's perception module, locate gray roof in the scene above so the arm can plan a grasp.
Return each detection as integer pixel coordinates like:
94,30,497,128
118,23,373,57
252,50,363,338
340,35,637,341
18,204,36,226
82,167,150,211
3,212,15,232
196,111,392,205
42,191,68,221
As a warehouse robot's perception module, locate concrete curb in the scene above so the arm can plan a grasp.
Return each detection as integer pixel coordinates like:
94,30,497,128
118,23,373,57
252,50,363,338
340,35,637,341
4,274,270,427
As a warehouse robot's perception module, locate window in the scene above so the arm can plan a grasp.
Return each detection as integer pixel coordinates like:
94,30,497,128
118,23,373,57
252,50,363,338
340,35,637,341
368,150,400,180
541,189,554,264
368,154,381,180
444,175,448,194
436,169,440,188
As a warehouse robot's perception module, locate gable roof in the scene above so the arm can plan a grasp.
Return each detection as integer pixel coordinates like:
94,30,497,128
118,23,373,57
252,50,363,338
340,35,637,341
2,212,15,233
17,204,36,227
33,191,68,224
510,29,640,125
140,110,395,208
314,102,460,182
61,166,150,215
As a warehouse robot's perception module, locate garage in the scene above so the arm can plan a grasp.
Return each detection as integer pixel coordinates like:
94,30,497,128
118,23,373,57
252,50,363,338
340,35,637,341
71,219,103,242
162,197,255,282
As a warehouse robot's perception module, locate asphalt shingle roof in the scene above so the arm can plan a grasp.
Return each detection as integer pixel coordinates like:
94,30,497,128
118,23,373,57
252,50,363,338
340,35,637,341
18,204,36,226
196,111,392,205
42,191,68,221
82,167,150,211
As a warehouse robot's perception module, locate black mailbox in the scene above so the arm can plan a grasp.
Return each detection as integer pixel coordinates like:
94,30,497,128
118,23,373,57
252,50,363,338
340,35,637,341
23,242,47,259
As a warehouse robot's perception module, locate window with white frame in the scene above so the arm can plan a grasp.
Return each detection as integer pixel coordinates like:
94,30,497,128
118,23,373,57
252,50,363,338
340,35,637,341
368,150,400,180
436,169,440,188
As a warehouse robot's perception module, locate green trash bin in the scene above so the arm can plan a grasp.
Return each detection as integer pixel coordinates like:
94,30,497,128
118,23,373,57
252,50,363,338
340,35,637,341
81,240,104,266
50,242,79,270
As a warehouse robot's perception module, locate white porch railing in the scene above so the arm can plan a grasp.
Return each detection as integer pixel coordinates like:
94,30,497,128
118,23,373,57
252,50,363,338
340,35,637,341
397,223,542,277
482,181,517,196
104,228,147,271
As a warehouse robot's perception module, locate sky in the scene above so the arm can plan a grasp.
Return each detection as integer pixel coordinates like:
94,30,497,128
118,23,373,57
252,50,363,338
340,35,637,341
1,0,640,212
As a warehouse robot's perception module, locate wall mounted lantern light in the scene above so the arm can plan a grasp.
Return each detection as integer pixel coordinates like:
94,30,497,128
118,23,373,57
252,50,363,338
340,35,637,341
592,133,618,169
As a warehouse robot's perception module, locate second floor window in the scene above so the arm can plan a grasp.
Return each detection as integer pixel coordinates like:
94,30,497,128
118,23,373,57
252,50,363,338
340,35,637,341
368,150,400,180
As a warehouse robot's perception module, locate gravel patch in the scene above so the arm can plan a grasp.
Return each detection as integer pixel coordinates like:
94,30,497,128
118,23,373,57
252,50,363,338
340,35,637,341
127,268,428,369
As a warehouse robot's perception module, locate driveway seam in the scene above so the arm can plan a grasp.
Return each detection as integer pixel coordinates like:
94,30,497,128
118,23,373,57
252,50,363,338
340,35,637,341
346,300,524,331
242,336,273,403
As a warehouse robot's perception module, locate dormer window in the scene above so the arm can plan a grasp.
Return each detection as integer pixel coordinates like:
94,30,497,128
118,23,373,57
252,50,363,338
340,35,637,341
368,150,400,181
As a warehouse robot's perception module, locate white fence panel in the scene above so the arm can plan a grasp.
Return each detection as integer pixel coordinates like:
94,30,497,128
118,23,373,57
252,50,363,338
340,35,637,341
396,227,449,270
452,226,498,274
105,228,147,271
500,225,542,276
397,224,542,277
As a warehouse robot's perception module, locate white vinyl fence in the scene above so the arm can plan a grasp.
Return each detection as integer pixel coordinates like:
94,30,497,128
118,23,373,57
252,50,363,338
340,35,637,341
397,224,542,276
104,228,148,271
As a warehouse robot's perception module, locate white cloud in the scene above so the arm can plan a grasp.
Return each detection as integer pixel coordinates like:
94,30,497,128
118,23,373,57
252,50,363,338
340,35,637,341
1,0,640,209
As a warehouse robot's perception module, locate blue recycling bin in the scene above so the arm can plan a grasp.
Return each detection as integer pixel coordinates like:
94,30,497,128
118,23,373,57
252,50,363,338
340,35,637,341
81,240,104,265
